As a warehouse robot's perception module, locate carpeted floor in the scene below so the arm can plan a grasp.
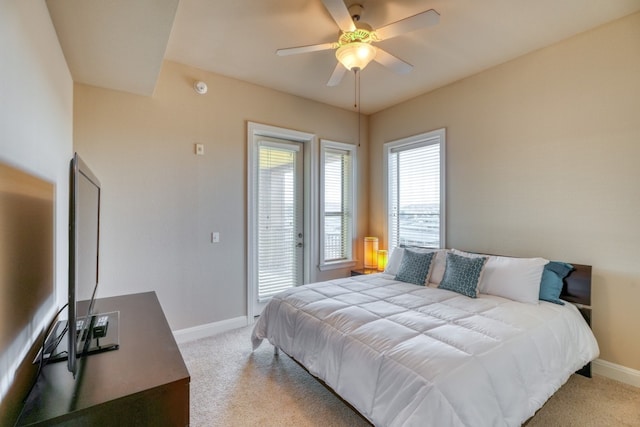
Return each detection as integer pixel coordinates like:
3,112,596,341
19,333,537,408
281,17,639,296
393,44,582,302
179,326,640,426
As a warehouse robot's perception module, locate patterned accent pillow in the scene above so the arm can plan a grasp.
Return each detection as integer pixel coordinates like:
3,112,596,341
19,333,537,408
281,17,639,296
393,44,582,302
394,249,435,286
438,252,487,298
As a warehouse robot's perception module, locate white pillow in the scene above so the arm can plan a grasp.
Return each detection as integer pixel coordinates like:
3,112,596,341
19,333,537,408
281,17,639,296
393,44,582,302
384,247,405,275
386,247,448,285
427,249,449,286
451,249,547,304
451,248,484,259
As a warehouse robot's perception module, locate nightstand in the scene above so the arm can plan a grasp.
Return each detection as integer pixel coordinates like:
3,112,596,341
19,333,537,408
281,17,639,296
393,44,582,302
350,268,380,276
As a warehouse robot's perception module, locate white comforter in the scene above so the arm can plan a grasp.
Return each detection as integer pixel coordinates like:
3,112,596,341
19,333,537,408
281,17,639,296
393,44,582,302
251,273,599,427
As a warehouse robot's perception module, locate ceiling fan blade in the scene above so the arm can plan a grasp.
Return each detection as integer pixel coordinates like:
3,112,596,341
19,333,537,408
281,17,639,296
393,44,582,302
327,62,347,86
322,0,356,32
276,42,336,56
375,9,440,41
374,48,413,74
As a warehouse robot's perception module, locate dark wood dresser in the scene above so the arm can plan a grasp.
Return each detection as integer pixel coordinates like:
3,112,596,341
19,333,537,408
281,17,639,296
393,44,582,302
17,291,190,426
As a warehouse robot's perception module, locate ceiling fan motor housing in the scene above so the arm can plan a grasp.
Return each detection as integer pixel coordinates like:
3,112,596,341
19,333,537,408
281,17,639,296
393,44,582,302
348,4,364,21
338,27,374,46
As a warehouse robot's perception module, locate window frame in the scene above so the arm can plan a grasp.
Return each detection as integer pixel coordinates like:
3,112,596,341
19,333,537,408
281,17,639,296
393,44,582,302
383,128,446,251
318,139,357,271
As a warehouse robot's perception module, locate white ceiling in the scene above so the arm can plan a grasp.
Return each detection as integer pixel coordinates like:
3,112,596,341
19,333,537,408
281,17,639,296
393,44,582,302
47,0,640,114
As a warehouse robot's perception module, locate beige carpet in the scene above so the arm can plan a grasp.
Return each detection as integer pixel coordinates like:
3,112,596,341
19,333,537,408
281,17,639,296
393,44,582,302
179,326,640,426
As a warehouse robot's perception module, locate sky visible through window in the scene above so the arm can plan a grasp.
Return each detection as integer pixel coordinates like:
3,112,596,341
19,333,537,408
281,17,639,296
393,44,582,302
391,143,440,248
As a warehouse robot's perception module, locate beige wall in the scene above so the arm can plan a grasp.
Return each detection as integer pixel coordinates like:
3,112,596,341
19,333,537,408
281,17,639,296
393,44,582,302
0,1,73,302
0,0,72,416
370,13,640,370
73,60,369,330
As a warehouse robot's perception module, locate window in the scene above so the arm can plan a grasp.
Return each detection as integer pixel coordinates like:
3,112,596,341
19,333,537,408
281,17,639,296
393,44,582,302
319,140,356,269
385,129,445,250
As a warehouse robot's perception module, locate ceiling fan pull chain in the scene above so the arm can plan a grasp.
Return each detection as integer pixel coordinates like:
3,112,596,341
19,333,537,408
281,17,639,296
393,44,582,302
354,68,358,109
355,69,361,147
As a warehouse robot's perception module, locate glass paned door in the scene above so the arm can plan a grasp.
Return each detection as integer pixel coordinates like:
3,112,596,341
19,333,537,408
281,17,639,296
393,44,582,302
255,138,303,314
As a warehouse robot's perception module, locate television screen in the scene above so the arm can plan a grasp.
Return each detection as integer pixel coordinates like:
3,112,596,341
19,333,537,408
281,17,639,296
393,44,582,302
68,153,102,376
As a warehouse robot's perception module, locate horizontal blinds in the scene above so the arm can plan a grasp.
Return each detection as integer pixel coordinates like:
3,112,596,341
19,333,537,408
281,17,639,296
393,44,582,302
323,148,352,262
389,140,440,249
257,142,300,300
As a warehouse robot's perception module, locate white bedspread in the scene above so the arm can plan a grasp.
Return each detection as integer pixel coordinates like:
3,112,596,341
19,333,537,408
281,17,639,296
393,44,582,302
251,273,599,427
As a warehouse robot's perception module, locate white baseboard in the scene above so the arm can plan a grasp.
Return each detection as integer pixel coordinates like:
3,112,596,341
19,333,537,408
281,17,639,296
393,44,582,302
592,358,640,388
173,316,248,344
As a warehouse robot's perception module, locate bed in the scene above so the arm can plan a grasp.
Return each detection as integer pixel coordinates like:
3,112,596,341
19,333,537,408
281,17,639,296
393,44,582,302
251,248,599,426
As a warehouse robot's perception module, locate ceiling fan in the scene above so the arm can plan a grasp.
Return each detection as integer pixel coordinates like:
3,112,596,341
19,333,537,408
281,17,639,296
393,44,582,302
276,0,440,86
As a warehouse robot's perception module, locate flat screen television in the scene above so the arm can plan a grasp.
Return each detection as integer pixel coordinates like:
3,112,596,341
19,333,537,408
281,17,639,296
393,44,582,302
36,153,118,376
67,153,102,375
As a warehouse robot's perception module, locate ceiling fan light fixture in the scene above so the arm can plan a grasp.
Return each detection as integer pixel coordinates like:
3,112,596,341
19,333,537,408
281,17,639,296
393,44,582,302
335,42,377,71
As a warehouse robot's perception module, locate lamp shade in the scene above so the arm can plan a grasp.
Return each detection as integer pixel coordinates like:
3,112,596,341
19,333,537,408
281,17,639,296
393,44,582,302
364,237,378,269
336,42,377,71
377,250,388,271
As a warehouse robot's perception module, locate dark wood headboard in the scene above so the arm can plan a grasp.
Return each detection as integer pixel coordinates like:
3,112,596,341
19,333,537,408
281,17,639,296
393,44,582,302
560,263,593,378
560,263,592,307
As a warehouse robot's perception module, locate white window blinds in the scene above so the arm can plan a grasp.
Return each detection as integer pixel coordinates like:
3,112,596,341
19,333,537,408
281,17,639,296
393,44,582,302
257,141,302,300
387,130,445,249
320,141,356,267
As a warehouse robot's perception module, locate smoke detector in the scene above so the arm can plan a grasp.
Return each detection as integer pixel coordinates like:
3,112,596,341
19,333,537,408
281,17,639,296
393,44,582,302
193,81,208,95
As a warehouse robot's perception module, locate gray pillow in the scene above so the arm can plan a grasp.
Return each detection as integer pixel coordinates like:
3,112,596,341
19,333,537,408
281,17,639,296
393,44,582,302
394,249,435,286
438,252,487,298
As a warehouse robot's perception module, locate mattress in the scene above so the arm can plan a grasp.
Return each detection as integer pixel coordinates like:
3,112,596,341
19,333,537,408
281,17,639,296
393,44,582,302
252,273,599,426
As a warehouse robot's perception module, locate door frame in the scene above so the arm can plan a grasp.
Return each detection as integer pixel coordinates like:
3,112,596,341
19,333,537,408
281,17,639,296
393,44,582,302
247,122,318,322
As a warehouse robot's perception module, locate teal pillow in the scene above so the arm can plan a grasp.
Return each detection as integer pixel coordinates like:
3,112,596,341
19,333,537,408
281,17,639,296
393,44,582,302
438,253,487,298
539,261,574,305
394,249,435,286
